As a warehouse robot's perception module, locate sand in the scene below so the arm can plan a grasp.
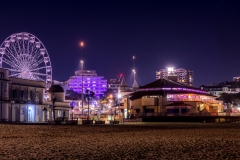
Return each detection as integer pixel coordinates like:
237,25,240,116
0,122,240,159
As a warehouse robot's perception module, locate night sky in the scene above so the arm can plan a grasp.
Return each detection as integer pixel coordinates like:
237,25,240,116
0,0,240,87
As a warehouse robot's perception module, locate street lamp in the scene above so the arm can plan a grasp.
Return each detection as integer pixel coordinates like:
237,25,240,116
81,60,84,117
80,41,84,61
115,93,122,121
118,93,122,99
80,41,84,47
109,94,121,122
109,94,113,98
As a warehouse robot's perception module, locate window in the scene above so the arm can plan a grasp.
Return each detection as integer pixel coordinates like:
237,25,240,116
21,90,24,100
0,72,4,78
181,108,189,114
12,89,17,99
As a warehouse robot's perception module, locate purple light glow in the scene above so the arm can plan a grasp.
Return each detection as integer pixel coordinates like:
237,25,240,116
138,87,207,94
69,75,107,96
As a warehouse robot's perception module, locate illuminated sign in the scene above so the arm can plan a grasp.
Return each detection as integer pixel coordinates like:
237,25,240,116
166,94,221,103
138,87,207,94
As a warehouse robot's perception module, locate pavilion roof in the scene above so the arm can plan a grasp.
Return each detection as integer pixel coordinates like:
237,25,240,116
129,78,208,100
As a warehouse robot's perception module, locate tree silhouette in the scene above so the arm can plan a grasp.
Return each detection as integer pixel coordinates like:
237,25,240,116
85,90,95,120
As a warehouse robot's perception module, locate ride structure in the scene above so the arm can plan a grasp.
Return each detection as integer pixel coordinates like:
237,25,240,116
0,32,52,89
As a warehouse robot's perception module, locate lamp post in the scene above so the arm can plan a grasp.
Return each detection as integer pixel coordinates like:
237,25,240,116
117,93,122,120
81,60,84,117
80,41,84,118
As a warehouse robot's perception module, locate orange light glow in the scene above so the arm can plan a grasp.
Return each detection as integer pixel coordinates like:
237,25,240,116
80,41,84,47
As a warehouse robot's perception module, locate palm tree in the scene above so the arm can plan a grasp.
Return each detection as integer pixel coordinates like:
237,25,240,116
52,96,57,121
85,90,95,120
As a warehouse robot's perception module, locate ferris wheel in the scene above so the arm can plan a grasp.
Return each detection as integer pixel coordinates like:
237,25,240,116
0,32,52,88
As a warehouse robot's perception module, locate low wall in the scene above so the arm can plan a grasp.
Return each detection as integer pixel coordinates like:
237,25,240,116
123,118,142,122
142,116,240,123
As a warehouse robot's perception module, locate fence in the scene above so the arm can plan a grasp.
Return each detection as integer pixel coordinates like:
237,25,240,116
132,112,240,118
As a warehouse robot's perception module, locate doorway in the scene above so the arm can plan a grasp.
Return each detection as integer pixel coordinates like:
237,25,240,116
28,106,34,122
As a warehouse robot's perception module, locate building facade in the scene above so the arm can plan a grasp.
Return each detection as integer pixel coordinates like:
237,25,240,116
68,70,107,97
52,80,69,92
127,77,222,117
156,67,193,86
108,75,130,93
0,68,48,122
0,68,70,123
200,81,240,97
233,76,240,82
108,76,122,93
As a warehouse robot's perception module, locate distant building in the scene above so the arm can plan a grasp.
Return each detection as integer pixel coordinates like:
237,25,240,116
108,74,130,93
68,70,107,97
233,76,240,82
200,81,240,97
119,77,130,92
156,67,193,86
53,80,69,92
108,75,122,92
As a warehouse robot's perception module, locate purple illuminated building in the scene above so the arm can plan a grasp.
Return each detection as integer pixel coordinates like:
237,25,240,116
68,70,107,97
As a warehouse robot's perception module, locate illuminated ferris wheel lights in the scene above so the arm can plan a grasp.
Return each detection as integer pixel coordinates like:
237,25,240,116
46,66,51,72
36,42,41,48
16,35,21,40
0,32,52,89
0,48,5,54
30,37,35,43
44,57,49,63
40,49,45,55
4,41,10,47
47,75,52,81
23,36,29,40
10,38,15,42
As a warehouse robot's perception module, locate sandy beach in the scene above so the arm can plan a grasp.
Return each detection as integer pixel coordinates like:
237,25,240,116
0,123,240,159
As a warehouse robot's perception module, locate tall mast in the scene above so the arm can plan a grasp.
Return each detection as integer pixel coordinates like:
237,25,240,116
132,56,139,89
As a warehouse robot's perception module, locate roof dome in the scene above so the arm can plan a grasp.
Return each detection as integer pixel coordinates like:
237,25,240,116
48,85,64,92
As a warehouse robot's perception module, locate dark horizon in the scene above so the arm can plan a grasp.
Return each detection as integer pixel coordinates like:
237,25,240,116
0,0,240,87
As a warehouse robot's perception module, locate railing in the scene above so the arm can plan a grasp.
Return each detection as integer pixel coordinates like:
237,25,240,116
132,112,240,118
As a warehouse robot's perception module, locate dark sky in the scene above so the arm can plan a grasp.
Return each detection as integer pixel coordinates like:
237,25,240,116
0,0,240,87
